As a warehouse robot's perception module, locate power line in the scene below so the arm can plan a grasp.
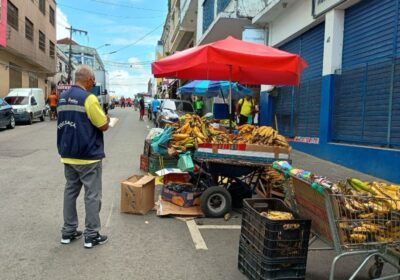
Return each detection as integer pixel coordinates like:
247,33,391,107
106,23,163,54
87,0,166,12
58,4,164,19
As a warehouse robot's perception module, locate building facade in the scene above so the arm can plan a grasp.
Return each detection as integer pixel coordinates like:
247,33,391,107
57,39,108,92
0,0,57,98
255,0,400,182
49,46,76,86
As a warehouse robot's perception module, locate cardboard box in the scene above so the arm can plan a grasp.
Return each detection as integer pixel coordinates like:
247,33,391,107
120,175,155,215
161,184,202,207
156,199,203,217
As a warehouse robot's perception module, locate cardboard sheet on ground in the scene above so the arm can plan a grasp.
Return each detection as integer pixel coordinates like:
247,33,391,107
156,199,203,217
109,117,119,128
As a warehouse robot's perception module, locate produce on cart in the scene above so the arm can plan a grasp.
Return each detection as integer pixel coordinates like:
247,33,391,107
273,160,400,280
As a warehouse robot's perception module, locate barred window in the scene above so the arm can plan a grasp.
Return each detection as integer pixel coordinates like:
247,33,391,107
49,6,55,26
25,18,33,41
7,1,18,31
39,31,46,52
49,41,55,59
39,0,45,15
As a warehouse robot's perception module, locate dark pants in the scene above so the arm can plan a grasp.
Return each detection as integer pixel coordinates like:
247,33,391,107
62,161,102,238
239,114,248,125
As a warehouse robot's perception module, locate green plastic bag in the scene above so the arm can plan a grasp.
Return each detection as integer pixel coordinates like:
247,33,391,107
178,152,194,172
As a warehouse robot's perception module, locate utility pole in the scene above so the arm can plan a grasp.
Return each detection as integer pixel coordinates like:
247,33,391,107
66,26,88,83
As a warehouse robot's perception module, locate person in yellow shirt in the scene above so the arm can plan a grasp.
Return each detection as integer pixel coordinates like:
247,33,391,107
57,65,109,249
236,96,254,125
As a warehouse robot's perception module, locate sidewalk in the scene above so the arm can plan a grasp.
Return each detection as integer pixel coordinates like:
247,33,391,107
291,149,382,183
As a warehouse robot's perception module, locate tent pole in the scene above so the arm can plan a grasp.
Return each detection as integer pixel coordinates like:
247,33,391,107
229,65,233,132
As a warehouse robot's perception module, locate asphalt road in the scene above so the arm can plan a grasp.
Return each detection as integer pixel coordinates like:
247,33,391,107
0,108,397,280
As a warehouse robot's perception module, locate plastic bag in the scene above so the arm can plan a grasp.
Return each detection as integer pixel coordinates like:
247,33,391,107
146,128,164,140
178,152,194,172
151,127,173,155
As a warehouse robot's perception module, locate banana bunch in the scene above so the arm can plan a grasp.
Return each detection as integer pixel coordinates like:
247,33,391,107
170,114,234,150
260,211,294,220
336,179,400,244
234,125,289,147
262,168,285,189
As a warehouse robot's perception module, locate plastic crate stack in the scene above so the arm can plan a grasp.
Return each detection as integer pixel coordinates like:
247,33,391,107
239,198,312,280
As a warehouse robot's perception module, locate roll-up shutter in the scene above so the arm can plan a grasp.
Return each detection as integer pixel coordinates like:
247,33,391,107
333,0,400,148
273,23,324,137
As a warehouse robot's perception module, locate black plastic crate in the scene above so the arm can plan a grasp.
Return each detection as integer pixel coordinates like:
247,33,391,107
238,236,306,280
241,198,311,259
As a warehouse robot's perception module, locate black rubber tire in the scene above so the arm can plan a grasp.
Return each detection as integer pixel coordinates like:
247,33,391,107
7,115,15,129
368,263,384,279
40,112,45,122
27,113,33,125
200,186,232,218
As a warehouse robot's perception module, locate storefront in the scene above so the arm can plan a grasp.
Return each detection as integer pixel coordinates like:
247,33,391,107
272,23,325,139
257,0,400,182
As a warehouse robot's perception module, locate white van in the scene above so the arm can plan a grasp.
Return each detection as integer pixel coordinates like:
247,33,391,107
4,88,46,124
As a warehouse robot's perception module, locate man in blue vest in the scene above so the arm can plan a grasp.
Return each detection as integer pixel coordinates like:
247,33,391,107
57,65,109,249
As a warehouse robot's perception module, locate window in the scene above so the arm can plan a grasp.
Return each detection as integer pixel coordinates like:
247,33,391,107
9,63,22,88
7,1,18,31
58,62,62,72
29,76,38,88
39,0,45,15
49,41,55,58
25,18,33,41
4,96,28,105
49,6,55,26
39,31,45,52
30,97,37,106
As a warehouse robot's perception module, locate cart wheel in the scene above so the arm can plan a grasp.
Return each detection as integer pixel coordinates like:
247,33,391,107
201,186,232,218
368,262,384,279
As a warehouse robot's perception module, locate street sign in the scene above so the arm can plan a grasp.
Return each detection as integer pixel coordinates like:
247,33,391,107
56,84,72,94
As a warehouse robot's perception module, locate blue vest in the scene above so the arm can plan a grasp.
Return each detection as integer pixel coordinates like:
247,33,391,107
57,85,105,160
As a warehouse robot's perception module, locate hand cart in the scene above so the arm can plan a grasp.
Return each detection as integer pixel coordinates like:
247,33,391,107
276,171,400,280
193,147,291,218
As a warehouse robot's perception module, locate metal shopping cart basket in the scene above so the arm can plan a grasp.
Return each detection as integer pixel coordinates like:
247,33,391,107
283,175,400,280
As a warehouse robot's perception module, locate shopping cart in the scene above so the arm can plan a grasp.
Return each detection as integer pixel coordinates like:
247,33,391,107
280,174,400,280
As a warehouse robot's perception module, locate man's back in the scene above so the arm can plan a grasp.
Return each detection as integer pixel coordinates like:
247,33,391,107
151,99,160,112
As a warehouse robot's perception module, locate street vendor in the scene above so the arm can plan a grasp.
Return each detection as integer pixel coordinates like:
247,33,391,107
194,96,204,116
236,96,254,125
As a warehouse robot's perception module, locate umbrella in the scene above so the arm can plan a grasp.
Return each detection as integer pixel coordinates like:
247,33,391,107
152,36,307,85
152,36,307,129
178,80,252,99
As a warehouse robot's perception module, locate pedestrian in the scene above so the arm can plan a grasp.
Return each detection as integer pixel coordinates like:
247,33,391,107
102,90,110,115
120,96,125,108
47,86,58,120
134,97,139,111
57,65,109,249
139,96,145,121
151,96,161,125
194,96,204,116
236,96,254,125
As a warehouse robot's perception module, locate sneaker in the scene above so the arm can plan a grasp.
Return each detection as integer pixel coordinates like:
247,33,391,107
84,233,108,249
61,230,83,244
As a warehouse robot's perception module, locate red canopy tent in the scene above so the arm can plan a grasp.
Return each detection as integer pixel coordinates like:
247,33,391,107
152,36,307,86
152,36,307,128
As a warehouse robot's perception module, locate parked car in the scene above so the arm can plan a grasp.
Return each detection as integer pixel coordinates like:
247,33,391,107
0,98,15,129
4,88,46,124
156,99,194,127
